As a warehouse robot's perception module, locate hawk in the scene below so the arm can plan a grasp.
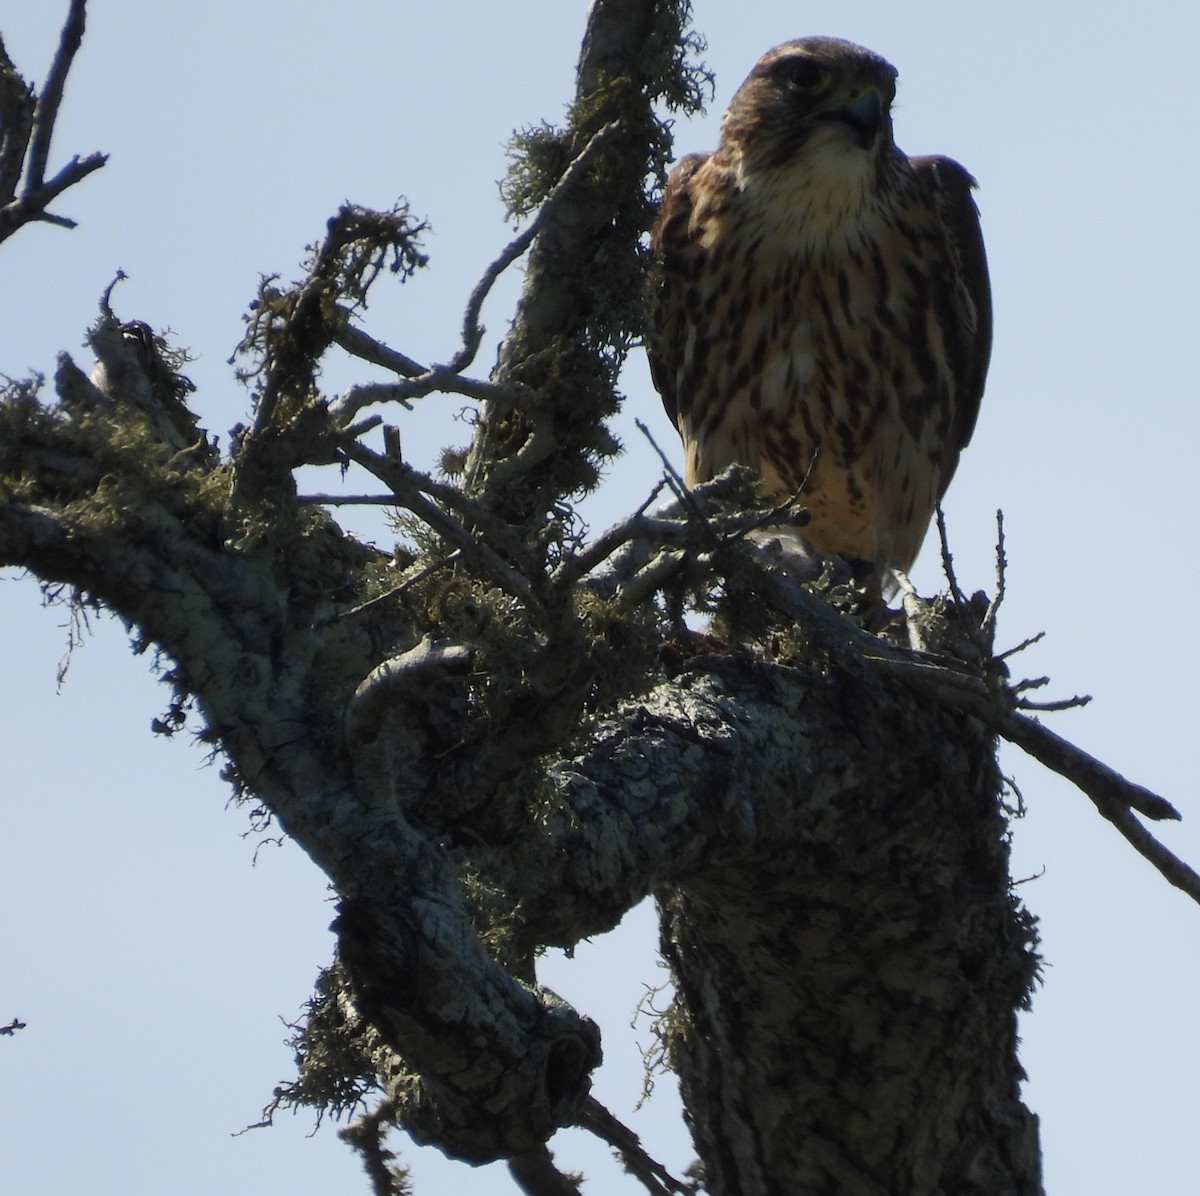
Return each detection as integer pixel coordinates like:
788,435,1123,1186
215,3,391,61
647,37,991,586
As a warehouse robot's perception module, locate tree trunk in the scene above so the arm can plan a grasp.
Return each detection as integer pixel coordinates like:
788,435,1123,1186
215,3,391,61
652,654,1041,1195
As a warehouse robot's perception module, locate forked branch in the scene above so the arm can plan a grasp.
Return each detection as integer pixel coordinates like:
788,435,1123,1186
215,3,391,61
0,0,106,241
329,121,623,428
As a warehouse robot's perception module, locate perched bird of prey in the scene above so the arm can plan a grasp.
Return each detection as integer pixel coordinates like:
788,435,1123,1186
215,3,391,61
647,37,991,586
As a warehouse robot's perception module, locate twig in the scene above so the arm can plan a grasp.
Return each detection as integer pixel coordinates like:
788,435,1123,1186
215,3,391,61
324,551,463,625
935,506,968,607
330,120,622,428
453,120,622,373
996,631,1045,662
557,472,810,598
332,322,524,405
338,437,529,557
981,509,1006,641
1010,676,1050,695
338,440,545,619
1014,694,1091,713
634,417,702,519
334,372,529,414
578,1096,695,1195
297,493,406,506
550,482,667,588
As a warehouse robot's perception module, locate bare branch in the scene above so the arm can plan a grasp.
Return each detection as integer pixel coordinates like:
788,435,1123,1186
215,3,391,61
337,440,545,618
981,509,1007,641
323,550,463,625
332,322,424,379
297,493,406,506
26,0,87,187
555,469,808,600
451,120,623,376
634,417,697,511
0,0,106,241
329,122,622,430
935,506,968,607
507,1146,584,1196
1014,694,1092,713
334,372,527,415
997,631,1046,662
578,1097,695,1195
1094,800,1200,905
998,711,1180,822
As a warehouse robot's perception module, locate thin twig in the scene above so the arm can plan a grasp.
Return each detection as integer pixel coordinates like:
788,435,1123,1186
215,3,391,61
578,1097,695,1195
996,631,1045,662
550,482,668,588
557,473,810,598
1014,694,1092,713
330,120,622,428
634,417,699,514
298,493,405,506
935,506,968,607
981,509,1006,641
1010,676,1050,695
338,440,545,619
323,551,463,625
335,373,528,415
452,120,623,374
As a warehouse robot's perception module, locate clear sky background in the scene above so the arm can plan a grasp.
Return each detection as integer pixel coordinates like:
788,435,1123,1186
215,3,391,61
2,2,1198,1193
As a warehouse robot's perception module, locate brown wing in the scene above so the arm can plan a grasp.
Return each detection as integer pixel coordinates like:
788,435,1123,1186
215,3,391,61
646,152,711,432
909,156,992,498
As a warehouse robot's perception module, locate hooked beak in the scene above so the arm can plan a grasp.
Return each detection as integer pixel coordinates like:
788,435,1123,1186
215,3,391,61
821,87,884,149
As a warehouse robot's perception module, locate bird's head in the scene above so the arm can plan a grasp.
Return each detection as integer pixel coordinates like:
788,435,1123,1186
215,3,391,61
720,38,899,175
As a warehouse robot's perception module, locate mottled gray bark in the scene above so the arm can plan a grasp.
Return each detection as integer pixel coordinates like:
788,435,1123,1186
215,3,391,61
651,658,1041,1196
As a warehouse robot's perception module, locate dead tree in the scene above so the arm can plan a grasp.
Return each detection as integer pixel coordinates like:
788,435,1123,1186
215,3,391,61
2,3,1194,1193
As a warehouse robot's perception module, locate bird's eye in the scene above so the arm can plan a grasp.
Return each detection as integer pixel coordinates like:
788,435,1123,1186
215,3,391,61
785,59,825,91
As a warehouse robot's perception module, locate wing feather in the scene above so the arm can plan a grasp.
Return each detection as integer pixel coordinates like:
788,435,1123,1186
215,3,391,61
646,153,710,431
910,155,992,477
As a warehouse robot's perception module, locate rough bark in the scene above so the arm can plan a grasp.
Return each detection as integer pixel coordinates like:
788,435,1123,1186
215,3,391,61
0,4,1048,1194
652,656,1041,1195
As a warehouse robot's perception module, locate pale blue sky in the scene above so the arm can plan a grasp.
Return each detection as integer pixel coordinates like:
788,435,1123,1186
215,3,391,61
3,2,1199,1193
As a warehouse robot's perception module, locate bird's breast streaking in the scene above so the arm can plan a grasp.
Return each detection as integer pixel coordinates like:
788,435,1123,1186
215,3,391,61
648,36,991,584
